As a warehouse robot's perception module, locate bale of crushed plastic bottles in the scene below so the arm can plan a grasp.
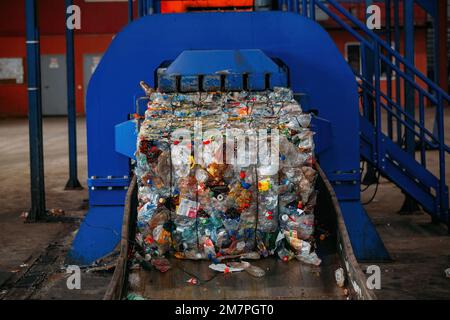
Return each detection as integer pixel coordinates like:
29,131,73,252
134,86,321,266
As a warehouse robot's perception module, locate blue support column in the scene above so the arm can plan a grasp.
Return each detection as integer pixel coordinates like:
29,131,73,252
363,0,374,124
287,0,292,12
138,0,144,17
292,0,299,13
25,0,46,221
432,9,439,86
301,0,307,16
436,0,448,94
361,0,378,186
147,0,154,15
65,0,82,190
393,0,402,145
142,0,148,16
309,0,316,20
432,25,439,145
277,0,282,11
403,0,415,154
400,0,420,213
154,0,160,14
128,0,133,22
432,0,448,146
386,0,393,139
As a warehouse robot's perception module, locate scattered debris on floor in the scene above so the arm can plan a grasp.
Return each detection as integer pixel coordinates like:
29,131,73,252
128,273,141,292
48,209,65,217
84,249,120,273
127,293,146,300
186,277,198,285
151,257,171,273
20,212,29,220
208,263,245,273
335,267,345,287
236,261,266,278
183,260,267,278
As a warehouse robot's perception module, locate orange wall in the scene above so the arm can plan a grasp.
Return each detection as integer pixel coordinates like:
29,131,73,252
0,34,114,116
0,25,428,117
161,0,254,12
0,37,27,116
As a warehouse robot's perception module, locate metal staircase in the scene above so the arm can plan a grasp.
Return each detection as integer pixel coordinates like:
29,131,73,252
304,0,449,227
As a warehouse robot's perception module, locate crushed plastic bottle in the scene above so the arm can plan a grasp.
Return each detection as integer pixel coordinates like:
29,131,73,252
296,251,322,266
209,263,245,273
335,267,346,287
127,293,146,300
445,268,450,278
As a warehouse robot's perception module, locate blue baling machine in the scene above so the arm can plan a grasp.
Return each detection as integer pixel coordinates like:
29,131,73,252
67,11,390,265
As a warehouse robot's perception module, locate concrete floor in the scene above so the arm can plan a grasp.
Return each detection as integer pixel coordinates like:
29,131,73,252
0,117,94,299
361,179,450,299
0,114,449,299
361,105,450,299
0,118,88,270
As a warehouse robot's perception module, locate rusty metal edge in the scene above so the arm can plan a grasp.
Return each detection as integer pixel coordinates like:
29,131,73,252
316,165,377,300
103,176,136,300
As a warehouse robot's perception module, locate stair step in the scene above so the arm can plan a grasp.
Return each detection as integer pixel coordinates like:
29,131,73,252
360,116,448,222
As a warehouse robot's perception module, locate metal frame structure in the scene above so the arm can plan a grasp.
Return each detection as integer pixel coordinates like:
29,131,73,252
65,0,83,190
303,0,449,225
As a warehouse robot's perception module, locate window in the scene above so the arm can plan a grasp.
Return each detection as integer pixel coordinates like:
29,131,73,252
345,43,361,75
348,6,358,17
344,42,395,80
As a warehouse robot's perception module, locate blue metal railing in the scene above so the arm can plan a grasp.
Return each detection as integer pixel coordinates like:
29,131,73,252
297,0,449,221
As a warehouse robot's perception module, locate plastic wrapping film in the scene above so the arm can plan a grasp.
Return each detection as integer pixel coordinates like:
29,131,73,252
133,87,320,266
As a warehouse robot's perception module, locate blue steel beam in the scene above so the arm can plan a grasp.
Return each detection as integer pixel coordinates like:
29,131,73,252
25,0,46,221
128,0,133,22
138,0,144,17
65,0,82,190
154,0,161,14
432,0,448,147
277,0,283,10
292,0,299,13
363,0,374,123
147,0,155,15
385,0,393,140
403,0,415,155
360,0,378,186
302,0,308,16
415,0,437,18
310,0,316,20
